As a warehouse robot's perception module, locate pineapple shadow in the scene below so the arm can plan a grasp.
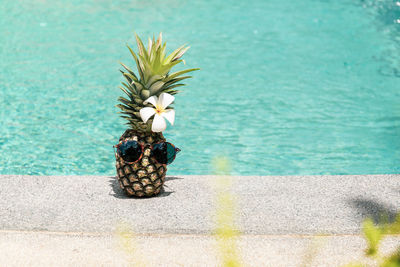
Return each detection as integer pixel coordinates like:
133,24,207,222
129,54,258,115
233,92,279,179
108,176,183,199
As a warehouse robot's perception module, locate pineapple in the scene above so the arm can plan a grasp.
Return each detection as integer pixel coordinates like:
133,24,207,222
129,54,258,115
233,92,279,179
115,33,198,197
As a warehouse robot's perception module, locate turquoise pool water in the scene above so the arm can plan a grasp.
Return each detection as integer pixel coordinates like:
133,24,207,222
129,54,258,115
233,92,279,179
0,0,399,176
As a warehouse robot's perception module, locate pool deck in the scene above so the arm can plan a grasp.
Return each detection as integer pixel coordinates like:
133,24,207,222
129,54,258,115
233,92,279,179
1,174,399,266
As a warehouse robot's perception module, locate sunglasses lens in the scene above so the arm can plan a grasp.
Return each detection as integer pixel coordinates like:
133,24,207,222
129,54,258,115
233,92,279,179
118,140,142,163
152,142,178,165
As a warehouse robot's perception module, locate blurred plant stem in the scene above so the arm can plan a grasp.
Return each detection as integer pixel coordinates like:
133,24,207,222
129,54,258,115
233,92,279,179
300,236,326,267
115,221,146,267
213,156,242,267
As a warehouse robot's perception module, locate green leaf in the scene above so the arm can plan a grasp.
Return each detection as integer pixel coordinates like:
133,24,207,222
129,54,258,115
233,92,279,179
165,45,186,63
160,42,167,62
119,62,138,81
147,37,153,57
117,99,138,110
133,97,143,105
163,83,186,91
363,218,383,256
131,81,143,92
145,74,163,88
172,46,190,61
123,72,138,84
117,97,131,105
164,90,179,95
381,250,400,267
164,76,192,88
159,60,183,75
118,86,133,100
166,68,199,81
121,82,138,95
140,89,150,99
116,104,132,113
152,46,163,71
117,106,136,114
155,32,162,50
149,80,165,95
127,45,145,82
135,33,147,59
138,54,153,82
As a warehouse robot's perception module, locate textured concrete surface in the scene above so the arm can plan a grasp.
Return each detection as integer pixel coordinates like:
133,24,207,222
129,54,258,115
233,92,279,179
0,174,399,234
0,230,399,267
0,174,399,266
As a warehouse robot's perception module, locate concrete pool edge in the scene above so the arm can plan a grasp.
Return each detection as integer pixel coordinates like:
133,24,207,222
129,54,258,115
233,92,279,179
1,174,399,265
0,230,399,266
0,174,399,235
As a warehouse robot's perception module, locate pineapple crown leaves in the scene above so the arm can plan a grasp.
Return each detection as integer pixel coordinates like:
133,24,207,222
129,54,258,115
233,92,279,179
117,32,199,131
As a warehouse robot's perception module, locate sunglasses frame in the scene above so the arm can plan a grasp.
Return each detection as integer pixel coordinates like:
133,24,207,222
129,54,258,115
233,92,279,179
113,139,181,165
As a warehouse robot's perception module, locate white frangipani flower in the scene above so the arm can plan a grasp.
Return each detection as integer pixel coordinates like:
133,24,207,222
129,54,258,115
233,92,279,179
140,93,175,132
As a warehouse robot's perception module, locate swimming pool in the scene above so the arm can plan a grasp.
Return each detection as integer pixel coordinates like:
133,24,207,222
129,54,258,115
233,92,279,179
0,0,399,176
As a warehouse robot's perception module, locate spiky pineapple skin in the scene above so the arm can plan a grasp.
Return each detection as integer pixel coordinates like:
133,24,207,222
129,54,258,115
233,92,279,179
115,129,167,197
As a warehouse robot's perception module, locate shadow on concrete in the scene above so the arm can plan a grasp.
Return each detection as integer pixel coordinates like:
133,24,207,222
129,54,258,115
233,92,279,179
165,176,184,181
349,197,398,224
108,177,180,199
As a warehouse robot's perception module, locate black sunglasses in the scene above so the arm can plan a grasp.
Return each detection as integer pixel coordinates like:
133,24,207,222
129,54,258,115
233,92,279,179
114,140,181,165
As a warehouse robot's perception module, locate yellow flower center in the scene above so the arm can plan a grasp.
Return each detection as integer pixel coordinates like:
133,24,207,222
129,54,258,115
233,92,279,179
155,105,164,115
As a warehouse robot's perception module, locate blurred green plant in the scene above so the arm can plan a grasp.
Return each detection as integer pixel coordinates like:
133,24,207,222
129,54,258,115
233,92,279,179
213,156,242,267
115,221,146,267
345,214,400,267
300,236,327,267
